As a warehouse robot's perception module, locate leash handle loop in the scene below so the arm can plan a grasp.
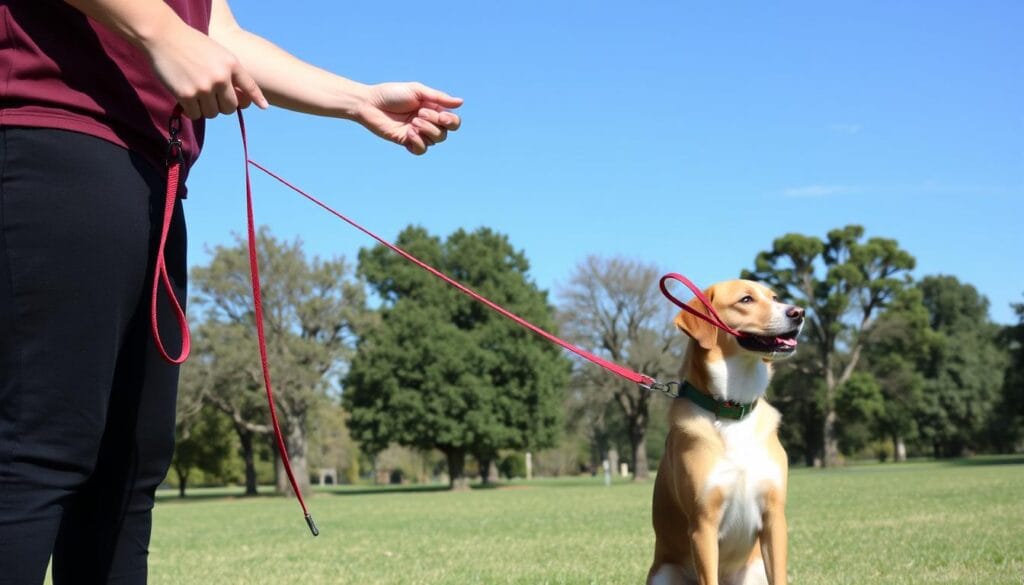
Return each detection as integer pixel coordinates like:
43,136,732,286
658,273,745,338
150,105,191,364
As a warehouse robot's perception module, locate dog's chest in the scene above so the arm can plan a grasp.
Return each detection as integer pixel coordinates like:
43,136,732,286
702,413,783,563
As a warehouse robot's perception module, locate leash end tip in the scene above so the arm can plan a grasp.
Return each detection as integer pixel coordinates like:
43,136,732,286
305,513,320,537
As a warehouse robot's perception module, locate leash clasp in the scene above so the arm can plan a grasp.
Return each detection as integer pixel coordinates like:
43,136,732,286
639,378,681,398
166,110,185,165
166,139,184,165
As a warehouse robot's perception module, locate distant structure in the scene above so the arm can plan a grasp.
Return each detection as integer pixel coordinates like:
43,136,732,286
318,468,338,486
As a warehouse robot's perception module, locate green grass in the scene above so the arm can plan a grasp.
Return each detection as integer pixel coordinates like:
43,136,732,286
141,458,1024,584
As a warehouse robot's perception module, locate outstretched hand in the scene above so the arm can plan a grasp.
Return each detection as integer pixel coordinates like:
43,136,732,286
356,82,463,155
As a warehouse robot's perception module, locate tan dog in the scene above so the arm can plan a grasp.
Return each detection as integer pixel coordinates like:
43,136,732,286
648,279,804,585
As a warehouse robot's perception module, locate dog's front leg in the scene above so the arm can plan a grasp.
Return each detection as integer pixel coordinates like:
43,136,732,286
689,489,725,585
759,487,788,585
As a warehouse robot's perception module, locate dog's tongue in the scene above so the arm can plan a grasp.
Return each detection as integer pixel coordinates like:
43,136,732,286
775,337,798,347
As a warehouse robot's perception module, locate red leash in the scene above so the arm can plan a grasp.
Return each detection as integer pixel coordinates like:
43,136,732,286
243,158,653,389
152,107,744,536
238,112,319,537
156,107,317,537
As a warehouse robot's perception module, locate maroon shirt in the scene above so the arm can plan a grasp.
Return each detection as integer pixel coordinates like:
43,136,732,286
0,0,212,172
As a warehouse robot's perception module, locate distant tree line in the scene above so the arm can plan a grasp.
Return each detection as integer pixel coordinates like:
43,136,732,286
746,225,1020,465
169,224,1023,495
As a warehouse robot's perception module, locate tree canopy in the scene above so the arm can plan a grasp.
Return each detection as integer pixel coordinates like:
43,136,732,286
744,225,915,466
343,226,569,488
188,228,367,494
913,276,1006,456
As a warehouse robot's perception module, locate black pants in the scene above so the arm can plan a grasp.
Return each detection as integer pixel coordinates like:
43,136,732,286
0,127,186,584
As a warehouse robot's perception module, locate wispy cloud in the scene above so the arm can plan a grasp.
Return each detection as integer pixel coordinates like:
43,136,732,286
782,184,852,198
779,181,1017,199
827,123,862,135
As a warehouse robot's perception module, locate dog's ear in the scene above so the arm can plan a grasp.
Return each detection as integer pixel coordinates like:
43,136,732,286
674,289,718,351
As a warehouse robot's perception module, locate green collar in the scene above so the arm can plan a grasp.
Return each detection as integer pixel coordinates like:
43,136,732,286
678,380,759,421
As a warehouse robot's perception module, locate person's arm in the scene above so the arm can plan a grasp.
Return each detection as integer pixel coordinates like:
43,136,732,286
64,0,268,120
208,0,461,155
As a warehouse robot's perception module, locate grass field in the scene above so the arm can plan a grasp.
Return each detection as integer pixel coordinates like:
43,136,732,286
141,457,1024,585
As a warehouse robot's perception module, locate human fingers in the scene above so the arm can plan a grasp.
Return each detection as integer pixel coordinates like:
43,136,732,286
412,83,463,109
232,68,269,110
405,127,428,155
216,80,239,115
180,99,203,121
198,92,221,119
411,118,446,144
416,107,461,131
235,88,253,110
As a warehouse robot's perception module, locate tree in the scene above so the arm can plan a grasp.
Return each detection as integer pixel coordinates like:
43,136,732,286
170,359,237,497
913,276,1006,456
558,256,682,479
992,298,1024,452
833,372,885,456
766,343,825,465
188,319,271,495
743,225,915,466
344,226,569,489
861,288,935,461
171,405,237,497
189,228,367,495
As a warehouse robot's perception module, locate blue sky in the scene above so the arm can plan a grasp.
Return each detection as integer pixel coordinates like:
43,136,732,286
185,1,1023,323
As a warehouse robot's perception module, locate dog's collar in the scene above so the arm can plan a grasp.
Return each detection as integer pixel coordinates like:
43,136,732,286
678,380,759,421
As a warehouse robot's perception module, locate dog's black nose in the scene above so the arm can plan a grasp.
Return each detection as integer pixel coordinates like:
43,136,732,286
787,306,805,321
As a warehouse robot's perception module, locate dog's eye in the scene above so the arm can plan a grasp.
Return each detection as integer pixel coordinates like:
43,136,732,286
772,295,780,302
739,295,754,304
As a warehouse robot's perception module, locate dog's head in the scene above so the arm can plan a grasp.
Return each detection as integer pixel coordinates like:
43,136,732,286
674,279,804,362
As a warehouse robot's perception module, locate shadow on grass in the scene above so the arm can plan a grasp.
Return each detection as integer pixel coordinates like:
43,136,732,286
790,454,1024,474
324,481,528,497
948,454,1024,467
156,490,282,503
324,484,452,497
158,476,651,502
157,483,512,502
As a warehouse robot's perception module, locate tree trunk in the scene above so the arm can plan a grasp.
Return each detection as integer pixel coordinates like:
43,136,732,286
616,389,650,480
477,457,498,485
239,429,259,496
445,449,470,491
629,424,649,480
478,456,492,486
608,448,619,477
822,408,841,467
176,466,189,498
479,463,499,485
821,365,842,467
275,423,311,497
893,435,907,462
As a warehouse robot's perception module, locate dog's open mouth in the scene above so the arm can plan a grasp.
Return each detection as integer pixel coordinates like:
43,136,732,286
737,329,800,354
